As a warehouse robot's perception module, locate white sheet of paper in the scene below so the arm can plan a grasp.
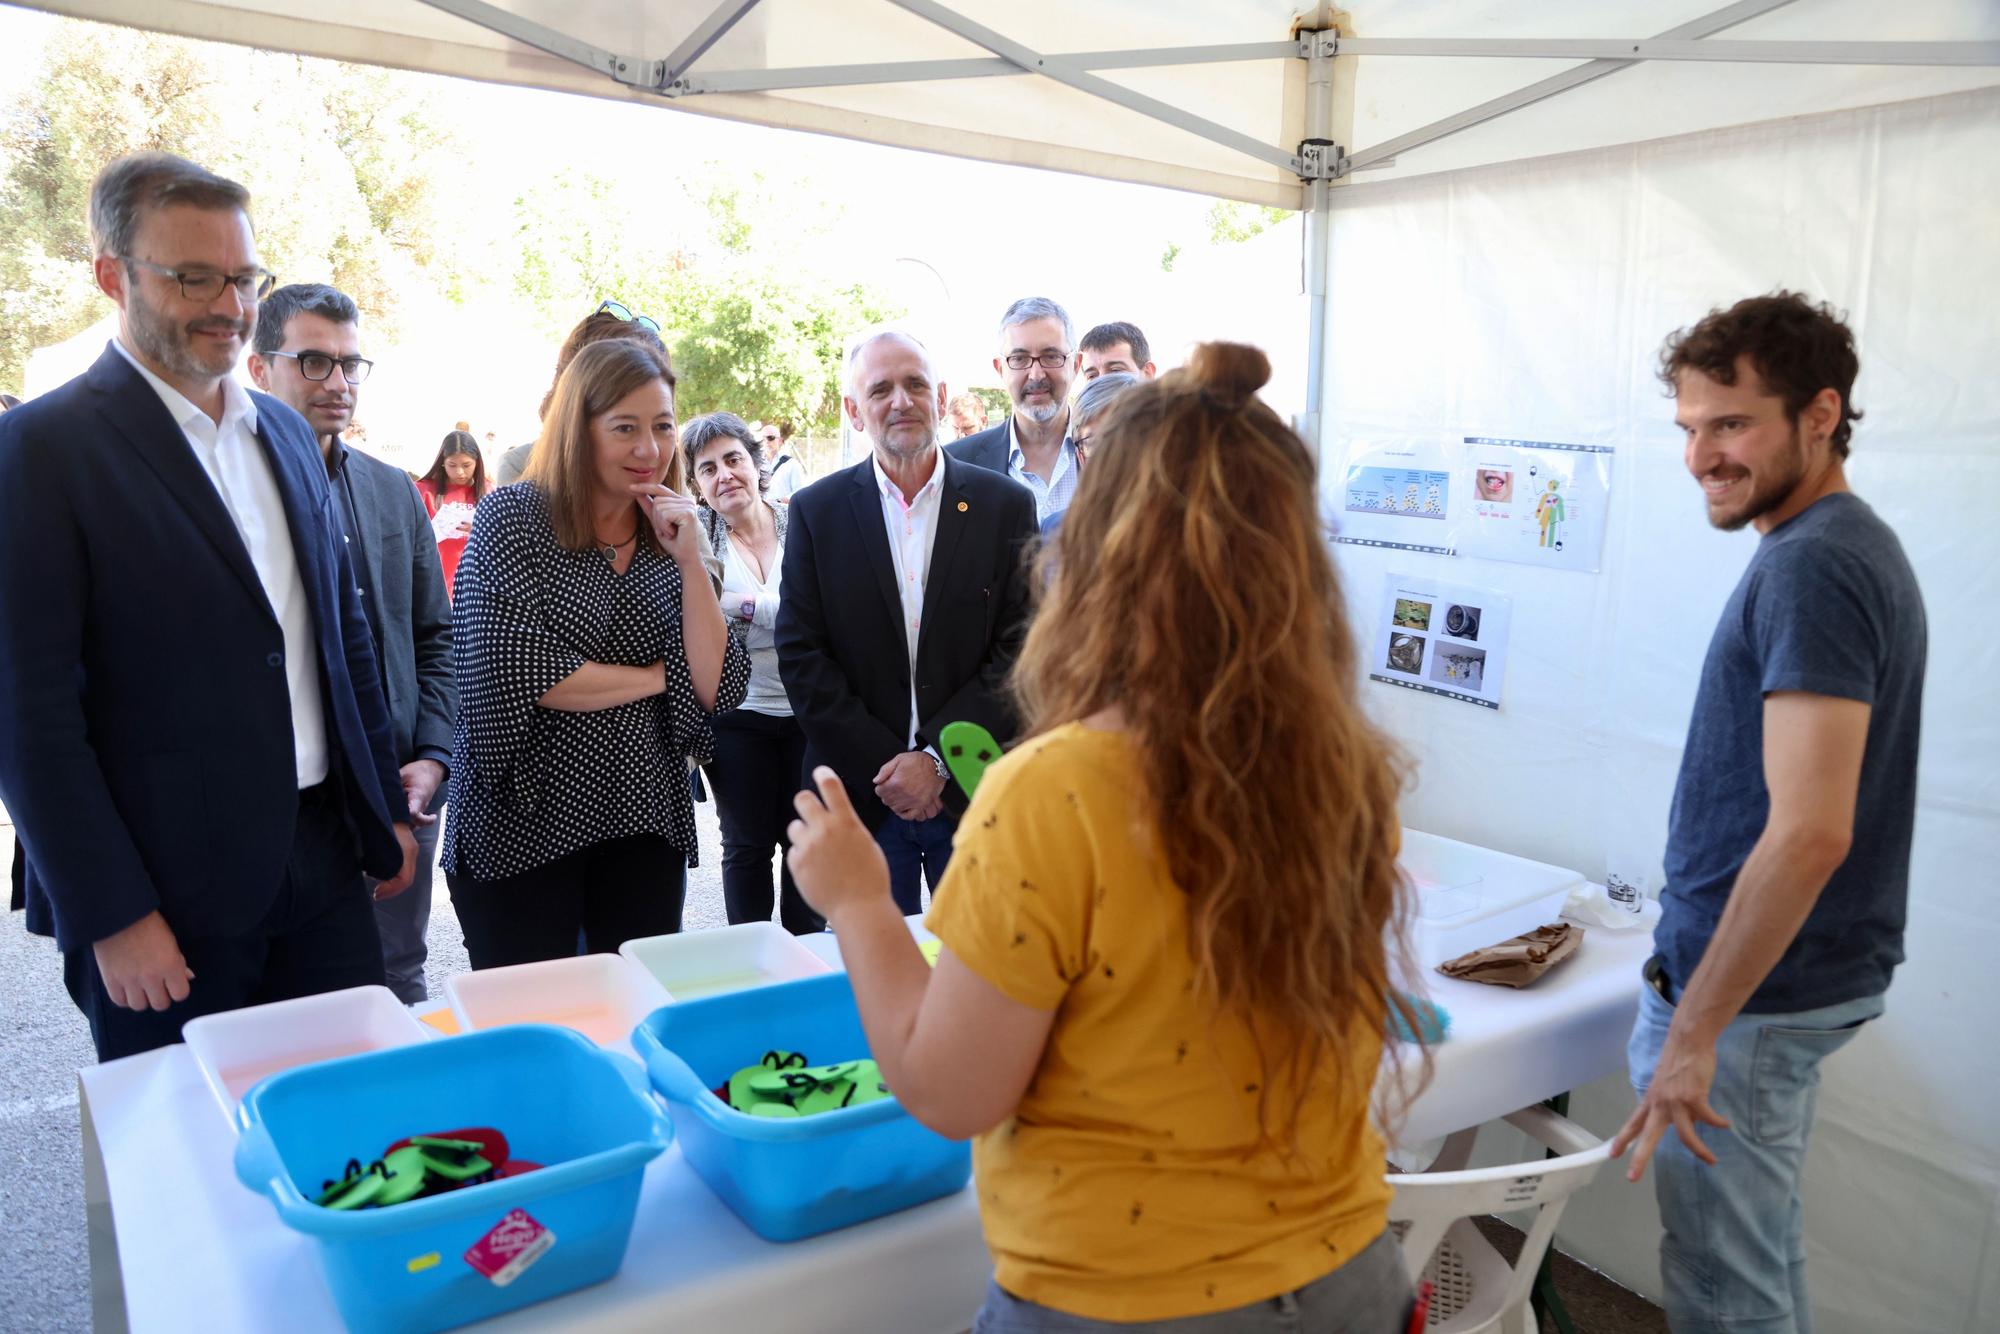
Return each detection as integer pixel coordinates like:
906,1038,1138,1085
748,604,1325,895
1369,572,1512,710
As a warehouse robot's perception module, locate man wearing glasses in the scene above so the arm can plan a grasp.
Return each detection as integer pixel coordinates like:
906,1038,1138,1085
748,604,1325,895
248,283,456,1004
0,153,418,1060
947,297,1081,525
749,419,807,501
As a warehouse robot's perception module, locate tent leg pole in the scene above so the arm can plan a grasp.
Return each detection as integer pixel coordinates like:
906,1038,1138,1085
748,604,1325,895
1303,178,1330,464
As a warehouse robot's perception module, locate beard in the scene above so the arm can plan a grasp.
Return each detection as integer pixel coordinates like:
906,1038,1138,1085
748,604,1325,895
874,418,937,462
126,282,250,385
1706,425,1807,532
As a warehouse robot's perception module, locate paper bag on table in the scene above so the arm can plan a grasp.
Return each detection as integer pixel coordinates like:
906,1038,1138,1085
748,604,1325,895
1437,922,1581,988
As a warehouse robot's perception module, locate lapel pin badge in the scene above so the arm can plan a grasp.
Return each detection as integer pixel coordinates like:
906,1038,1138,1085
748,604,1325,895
957,501,969,512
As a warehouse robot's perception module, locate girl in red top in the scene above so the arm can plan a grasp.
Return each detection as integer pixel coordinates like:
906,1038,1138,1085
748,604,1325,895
419,430,490,597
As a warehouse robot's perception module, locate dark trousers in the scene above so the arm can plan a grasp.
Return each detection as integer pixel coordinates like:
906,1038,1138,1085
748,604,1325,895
370,814,439,1003
874,812,956,916
708,709,822,935
63,781,384,1064
447,833,687,970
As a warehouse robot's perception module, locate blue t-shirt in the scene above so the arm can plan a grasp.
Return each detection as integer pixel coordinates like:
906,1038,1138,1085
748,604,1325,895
1656,493,1926,1013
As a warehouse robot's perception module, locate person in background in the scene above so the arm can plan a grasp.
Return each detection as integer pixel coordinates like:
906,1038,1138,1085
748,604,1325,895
778,330,1037,915
416,430,489,598
0,152,416,1061
495,301,722,593
1039,370,1141,541
1613,293,1927,1334
745,419,804,501
786,342,1417,1332
247,282,455,1003
682,412,818,935
444,339,748,968
948,297,1081,525
946,393,987,441
1076,320,1158,381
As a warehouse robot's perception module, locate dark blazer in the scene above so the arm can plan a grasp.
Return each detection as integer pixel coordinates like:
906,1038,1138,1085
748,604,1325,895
0,346,408,954
777,452,1038,831
944,420,1010,476
332,442,454,784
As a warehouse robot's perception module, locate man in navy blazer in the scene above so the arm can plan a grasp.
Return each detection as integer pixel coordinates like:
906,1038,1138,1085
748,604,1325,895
0,153,417,1061
778,331,1037,914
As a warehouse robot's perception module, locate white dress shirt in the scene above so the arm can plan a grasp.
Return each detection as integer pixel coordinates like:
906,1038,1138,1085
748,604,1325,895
871,447,944,749
111,339,329,787
1006,414,1079,524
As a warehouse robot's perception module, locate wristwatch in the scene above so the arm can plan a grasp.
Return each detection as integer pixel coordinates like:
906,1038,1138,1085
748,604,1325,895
738,596,756,622
930,752,949,781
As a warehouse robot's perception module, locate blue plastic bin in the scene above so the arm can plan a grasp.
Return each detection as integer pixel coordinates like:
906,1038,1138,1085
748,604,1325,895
633,970,972,1241
234,1024,671,1334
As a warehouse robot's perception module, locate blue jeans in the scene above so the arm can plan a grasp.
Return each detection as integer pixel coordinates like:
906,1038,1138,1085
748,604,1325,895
873,812,955,915
1628,957,1883,1334
972,1229,1411,1333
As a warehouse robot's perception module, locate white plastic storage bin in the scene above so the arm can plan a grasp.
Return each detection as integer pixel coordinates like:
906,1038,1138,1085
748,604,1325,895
797,914,938,971
446,953,670,1050
620,921,831,1001
184,984,430,1127
1398,828,1584,968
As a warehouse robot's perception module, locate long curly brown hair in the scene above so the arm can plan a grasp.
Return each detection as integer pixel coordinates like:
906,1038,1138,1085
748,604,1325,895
1014,341,1419,1144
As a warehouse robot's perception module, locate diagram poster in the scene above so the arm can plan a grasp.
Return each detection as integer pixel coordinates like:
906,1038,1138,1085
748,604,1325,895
1332,441,1455,554
1453,437,1612,573
1368,573,1511,710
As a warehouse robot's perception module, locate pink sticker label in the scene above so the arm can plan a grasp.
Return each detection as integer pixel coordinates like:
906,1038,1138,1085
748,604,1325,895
463,1208,555,1287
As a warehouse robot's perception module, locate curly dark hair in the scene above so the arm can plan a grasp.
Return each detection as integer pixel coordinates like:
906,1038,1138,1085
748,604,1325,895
1658,291,1863,459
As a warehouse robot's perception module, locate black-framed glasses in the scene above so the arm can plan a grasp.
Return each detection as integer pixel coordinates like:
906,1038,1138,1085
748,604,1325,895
594,299,661,334
1003,350,1070,371
122,256,276,302
265,350,374,384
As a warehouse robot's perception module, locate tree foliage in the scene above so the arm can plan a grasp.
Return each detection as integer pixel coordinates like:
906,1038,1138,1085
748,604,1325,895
0,17,899,432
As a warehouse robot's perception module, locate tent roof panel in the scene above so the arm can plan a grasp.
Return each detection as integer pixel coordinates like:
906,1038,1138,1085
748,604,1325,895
15,0,1998,206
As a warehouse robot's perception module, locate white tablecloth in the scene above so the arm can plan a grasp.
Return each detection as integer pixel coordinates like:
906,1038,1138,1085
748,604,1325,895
80,901,1654,1333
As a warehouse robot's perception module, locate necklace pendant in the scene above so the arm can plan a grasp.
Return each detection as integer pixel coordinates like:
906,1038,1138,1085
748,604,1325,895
602,545,618,562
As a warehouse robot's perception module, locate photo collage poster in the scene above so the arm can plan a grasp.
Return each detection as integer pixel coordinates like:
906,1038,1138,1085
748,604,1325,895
1368,572,1512,710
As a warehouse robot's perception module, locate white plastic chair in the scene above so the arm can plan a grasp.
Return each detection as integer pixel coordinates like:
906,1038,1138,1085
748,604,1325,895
1386,1105,1614,1334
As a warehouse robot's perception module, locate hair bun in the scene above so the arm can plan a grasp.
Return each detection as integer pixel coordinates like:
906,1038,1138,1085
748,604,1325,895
1185,342,1271,407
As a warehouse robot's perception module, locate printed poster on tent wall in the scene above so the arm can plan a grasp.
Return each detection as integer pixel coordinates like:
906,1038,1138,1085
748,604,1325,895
1451,437,1612,573
1369,573,1511,710
1330,440,1455,554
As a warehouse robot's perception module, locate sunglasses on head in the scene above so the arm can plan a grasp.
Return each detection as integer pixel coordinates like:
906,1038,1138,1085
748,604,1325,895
593,299,661,334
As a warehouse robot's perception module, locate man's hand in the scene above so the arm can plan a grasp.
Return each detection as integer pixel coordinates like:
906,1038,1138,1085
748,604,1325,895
1610,1029,1730,1181
399,759,446,826
788,767,894,924
873,751,945,821
92,911,194,1012
374,823,420,901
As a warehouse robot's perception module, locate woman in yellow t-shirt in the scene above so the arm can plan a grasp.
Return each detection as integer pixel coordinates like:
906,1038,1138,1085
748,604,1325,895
787,342,1417,1332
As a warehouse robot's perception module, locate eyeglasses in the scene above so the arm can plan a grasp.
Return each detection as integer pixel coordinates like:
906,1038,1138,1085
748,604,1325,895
594,299,661,334
761,433,780,445
1003,350,1071,371
122,256,276,302
265,350,374,384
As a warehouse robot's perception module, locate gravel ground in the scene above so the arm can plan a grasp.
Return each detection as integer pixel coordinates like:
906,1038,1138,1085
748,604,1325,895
0,799,744,1332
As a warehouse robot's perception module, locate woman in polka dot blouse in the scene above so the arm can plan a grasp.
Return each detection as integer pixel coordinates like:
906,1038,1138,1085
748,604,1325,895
442,340,749,968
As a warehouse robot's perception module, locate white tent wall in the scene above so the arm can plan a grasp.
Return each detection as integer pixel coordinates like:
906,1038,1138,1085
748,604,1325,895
1320,86,2000,1331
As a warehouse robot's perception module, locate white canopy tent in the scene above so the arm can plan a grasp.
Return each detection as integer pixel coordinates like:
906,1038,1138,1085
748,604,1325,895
15,1,2000,1327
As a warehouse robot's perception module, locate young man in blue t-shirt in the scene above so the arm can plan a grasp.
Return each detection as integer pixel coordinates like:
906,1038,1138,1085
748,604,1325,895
1612,293,1926,1334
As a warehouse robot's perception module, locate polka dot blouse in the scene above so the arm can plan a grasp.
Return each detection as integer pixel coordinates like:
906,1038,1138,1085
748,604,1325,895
442,483,750,883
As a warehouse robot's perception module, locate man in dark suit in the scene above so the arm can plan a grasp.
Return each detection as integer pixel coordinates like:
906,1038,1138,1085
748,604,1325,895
0,153,417,1061
247,283,454,1003
778,331,1037,913
945,296,1080,527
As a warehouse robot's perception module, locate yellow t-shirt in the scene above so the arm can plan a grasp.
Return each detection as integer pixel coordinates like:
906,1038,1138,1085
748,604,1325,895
926,723,1392,1323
